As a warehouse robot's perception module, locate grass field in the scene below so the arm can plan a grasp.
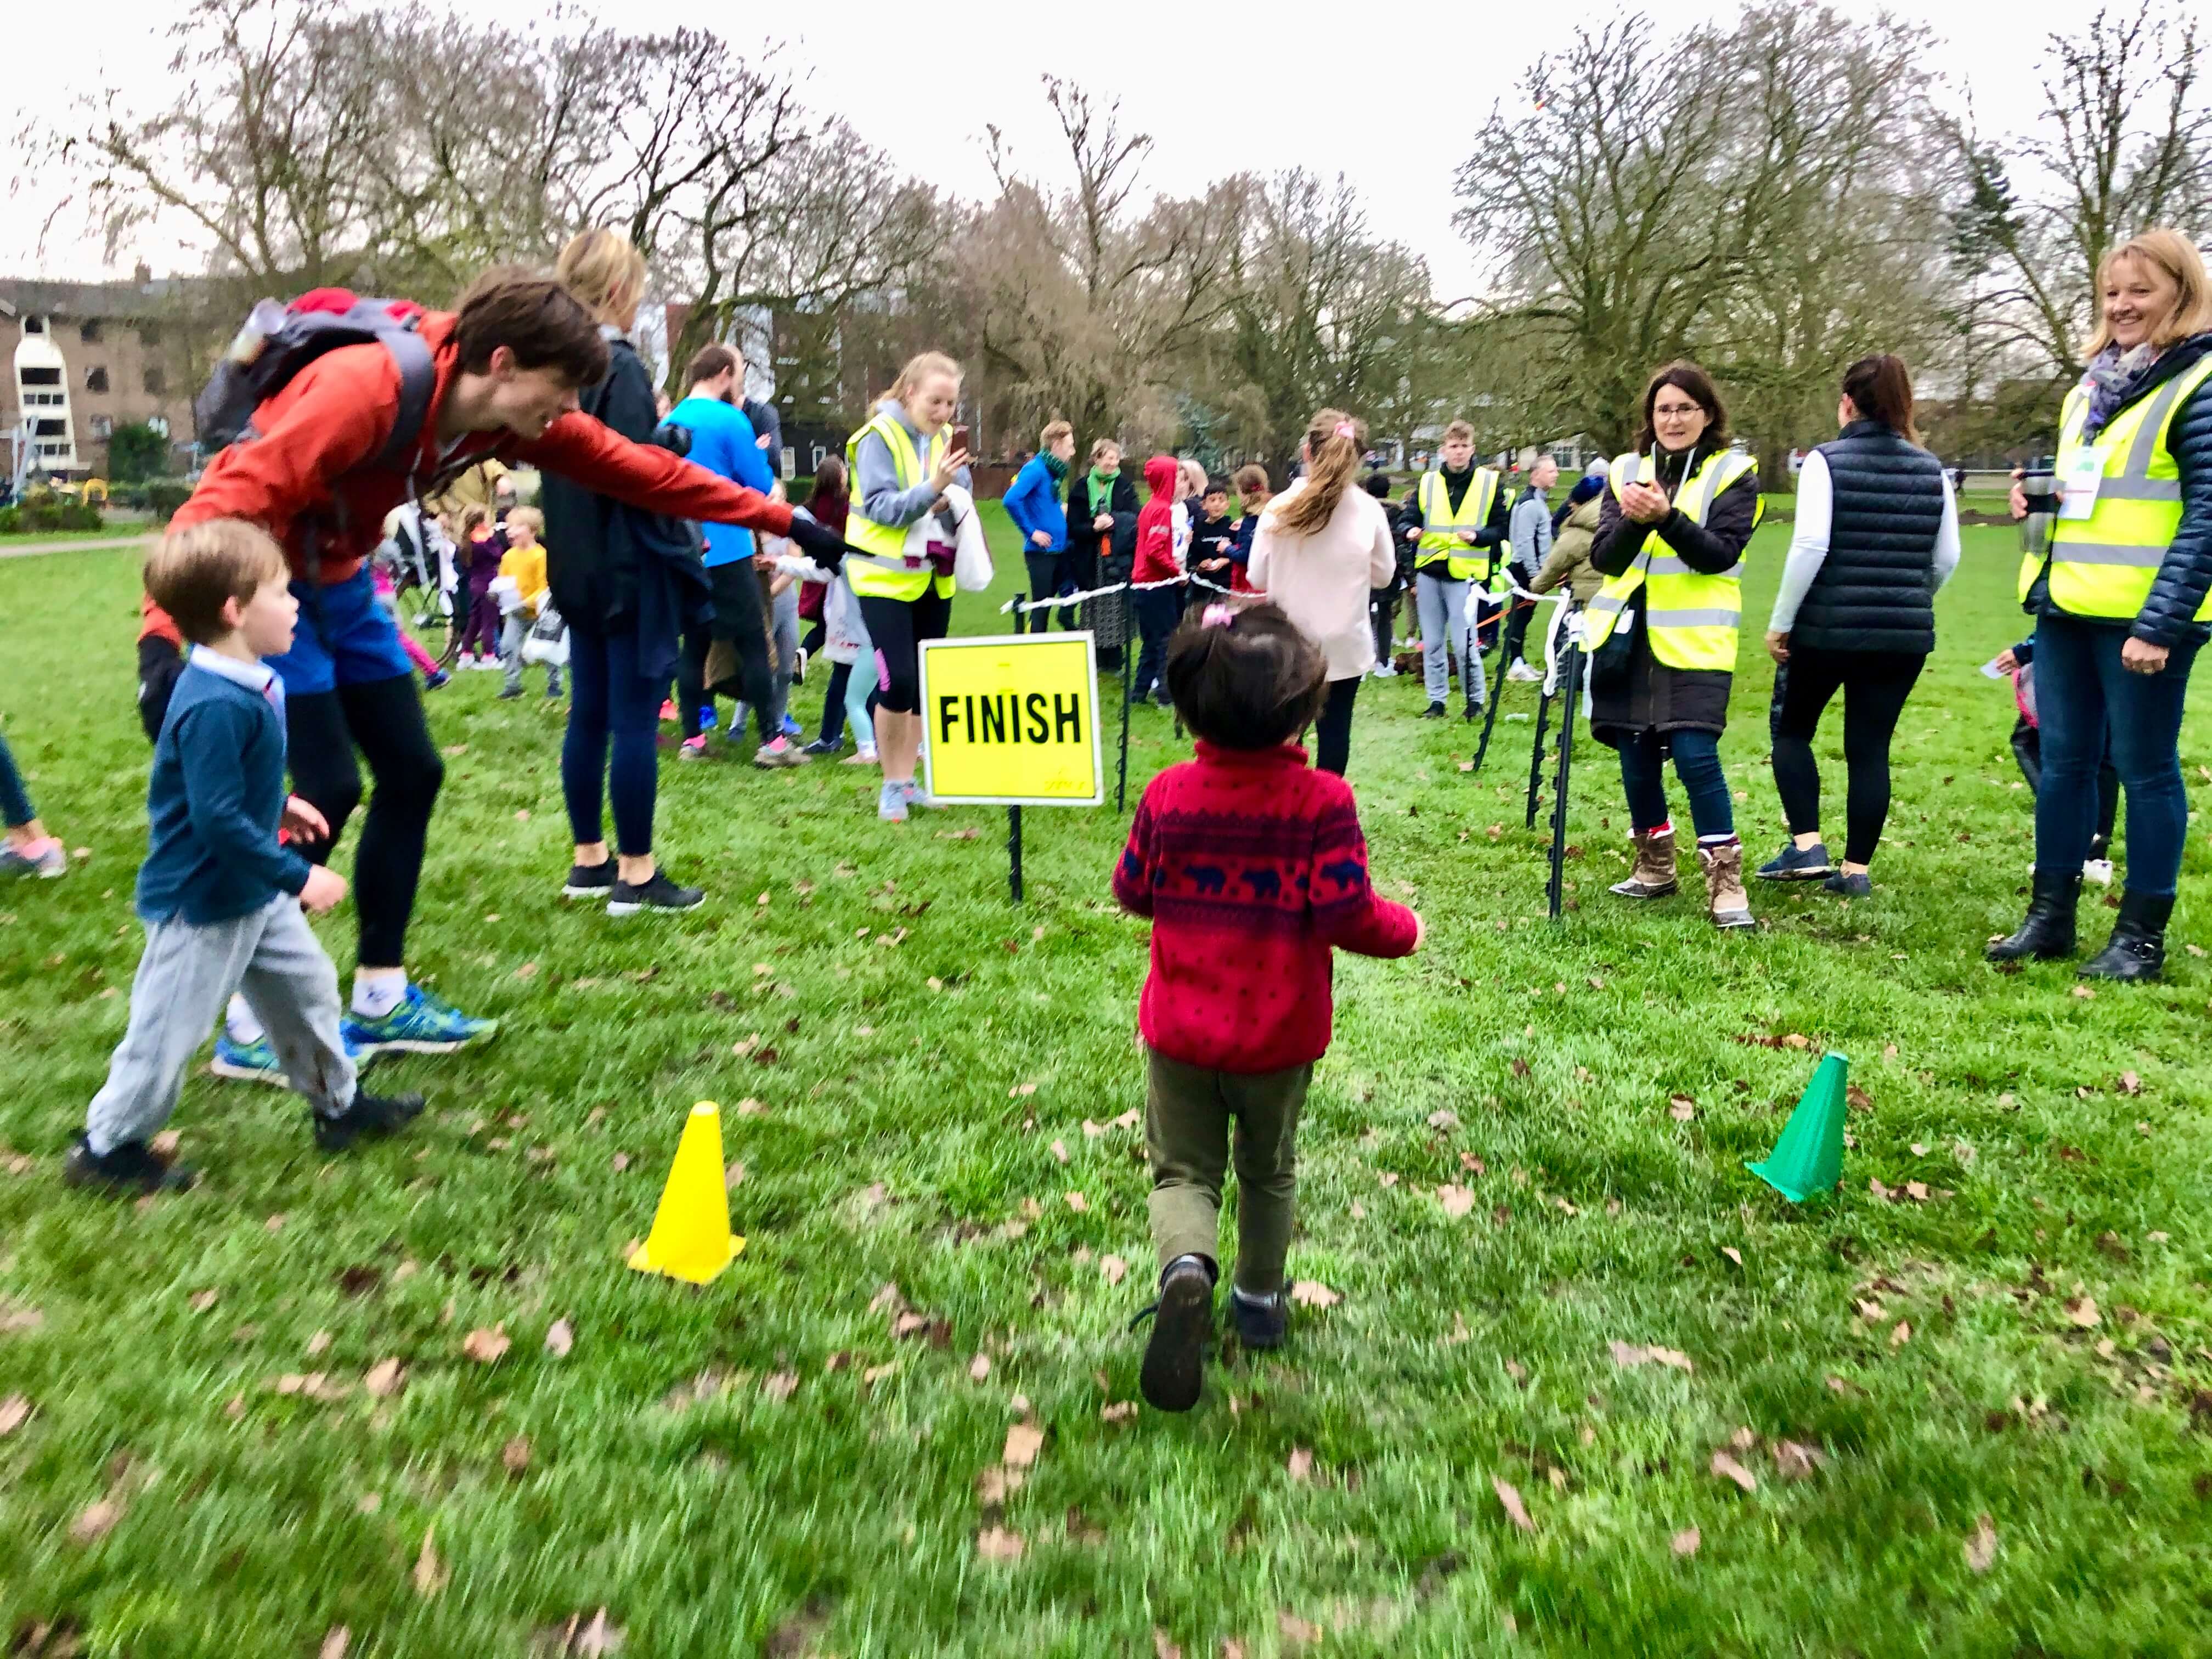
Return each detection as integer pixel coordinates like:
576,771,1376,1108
1,506,2208,1657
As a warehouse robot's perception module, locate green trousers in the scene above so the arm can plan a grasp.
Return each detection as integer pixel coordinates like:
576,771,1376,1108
1143,1046,1311,1295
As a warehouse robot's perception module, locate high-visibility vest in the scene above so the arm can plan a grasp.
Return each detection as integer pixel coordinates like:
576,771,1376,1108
1417,467,1501,584
844,414,953,602
1584,448,1762,673
2019,354,2212,621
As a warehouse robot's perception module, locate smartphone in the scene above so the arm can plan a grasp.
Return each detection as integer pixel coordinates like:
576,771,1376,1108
950,425,972,456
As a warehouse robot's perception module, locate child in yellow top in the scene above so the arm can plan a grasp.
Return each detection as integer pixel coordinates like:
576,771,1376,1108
496,507,562,701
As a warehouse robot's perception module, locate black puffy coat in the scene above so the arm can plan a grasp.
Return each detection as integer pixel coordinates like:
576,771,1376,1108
1792,421,1945,654
541,331,658,627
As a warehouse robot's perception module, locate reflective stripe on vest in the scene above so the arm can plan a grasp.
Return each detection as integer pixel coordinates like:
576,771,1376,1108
844,415,950,601
1417,468,1499,583
1584,448,1760,672
2022,357,2212,620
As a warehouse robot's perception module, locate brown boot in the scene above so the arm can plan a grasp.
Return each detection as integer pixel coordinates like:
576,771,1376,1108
1609,827,1678,899
1698,838,1755,929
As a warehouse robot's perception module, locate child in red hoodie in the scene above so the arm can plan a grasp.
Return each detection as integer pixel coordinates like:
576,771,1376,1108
1129,454,1184,706
1112,599,1422,1410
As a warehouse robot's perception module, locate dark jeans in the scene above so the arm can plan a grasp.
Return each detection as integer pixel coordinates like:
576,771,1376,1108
678,561,776,743
284,675,444,971
1618,727,1733,839
0,726,32,827
1131,586,1182,698
1370,588,1400,665
1314,675,1361,777
1501,591,1537,664
1768,645,1927,866
2010,718,2120,848
856,588,954,715
563,619,664,859
1021,550,1076,634
2033,613,2198,896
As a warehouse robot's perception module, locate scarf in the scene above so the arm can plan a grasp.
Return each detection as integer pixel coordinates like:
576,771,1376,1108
1043,451,1070,482
1087,467,1119,517
2079,342,2160,442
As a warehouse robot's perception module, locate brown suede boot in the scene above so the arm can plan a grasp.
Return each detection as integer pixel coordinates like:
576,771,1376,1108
1699,838,1755,929
1609,827,1679,899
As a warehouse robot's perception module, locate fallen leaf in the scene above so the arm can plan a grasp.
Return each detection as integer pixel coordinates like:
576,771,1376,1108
1101,1401,1137,1424
1720,1246,1743,1267
1154,1631,1183,1659
2066,1296,2101,1329
0,1395,32,1436
1277,1611,1322,1646
462,1326,511,1364
969,1354,991,1383
70,1499,121,1544
1671,1526,1701,1556
1891,1320,1914,1347
306,1329,332,1358
319,1628,351,1659
1427,1109,1459,1131
545,1319,574,1358
2072,985,2094,1000
1771,1439,1828,1480
413,1530,446,1596
1003,1423,1045,1468
1287,1446,1314,1482
364,1358,406,1398
1436,1184,1476,1218
1064,1190,1088,1213
1669,1095,1696,1121
502,1435,531,1475
1290,1280,1341,1309
975,1526,1026,1561
1100,1254,1128,1287
1710,1451,1758,1493
1493,1475,1534,1532
188,1288,219,1314
725,1160,747,1189
763,1371,799,1402
1049,1139,1069,1164
1964,1512,1997,1573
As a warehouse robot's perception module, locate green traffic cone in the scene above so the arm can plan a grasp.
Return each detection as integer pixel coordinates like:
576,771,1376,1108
1746,1052,1848,1201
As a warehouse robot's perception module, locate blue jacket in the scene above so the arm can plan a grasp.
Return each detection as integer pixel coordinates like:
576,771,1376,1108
668,394,777,567
136,659,311,926
1002,456,1068,553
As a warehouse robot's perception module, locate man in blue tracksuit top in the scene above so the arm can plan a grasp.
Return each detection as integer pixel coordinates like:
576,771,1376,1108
668,343,804,764
1003,419,1076,634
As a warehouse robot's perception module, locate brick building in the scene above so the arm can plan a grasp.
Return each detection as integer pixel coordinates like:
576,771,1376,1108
2,269,202,485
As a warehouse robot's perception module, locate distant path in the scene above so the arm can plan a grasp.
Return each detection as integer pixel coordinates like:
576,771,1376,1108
0,533,151,561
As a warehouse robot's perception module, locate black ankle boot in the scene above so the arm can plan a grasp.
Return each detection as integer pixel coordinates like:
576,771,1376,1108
1987,868,2083,962
2078,889,2172,981
1135,1254,1216,1413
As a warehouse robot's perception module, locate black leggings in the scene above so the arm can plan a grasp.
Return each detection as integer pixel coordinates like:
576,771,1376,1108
284,674,444,971
1314,675,1361,777
678,561,778,744
1768,645,1926,866
856,588,954,715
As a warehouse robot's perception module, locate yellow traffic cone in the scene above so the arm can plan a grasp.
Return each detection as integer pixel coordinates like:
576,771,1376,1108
627,1102,744,1285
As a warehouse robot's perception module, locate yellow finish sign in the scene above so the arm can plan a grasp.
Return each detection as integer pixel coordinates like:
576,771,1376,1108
918,633,1104,806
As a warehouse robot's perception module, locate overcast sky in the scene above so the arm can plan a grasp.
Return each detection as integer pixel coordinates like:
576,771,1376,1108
3,0,2090,292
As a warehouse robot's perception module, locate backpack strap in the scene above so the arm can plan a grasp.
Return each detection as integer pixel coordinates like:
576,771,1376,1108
370,325,437,474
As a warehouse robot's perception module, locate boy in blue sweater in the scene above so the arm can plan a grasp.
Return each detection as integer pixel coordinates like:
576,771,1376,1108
65,522,426,1195
1004,420,1074,633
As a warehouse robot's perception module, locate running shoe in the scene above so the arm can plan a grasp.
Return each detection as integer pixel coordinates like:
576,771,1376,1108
211,1029,379,1085
754,737,811,769
659,699,679,723
677,735,712,761
422,669,452,692
1756,841,1833,881
878,782,909,823
607,871,706,916
0,839,68,879
1505,660,1543,684
780,713,803,740
561,862,616,899
63,1135,195,1195
313,1090,428,1153
802,736,843,757
342,986,498,1055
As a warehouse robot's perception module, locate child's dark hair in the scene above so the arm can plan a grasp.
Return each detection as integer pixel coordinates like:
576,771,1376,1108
1361,470,1392,498
1163,600,1328,751
1204,475,1230,498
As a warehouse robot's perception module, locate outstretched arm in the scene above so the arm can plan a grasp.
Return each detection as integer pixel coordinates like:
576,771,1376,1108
521,413,793,537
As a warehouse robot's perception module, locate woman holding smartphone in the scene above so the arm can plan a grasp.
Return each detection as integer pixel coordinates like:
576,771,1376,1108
1990,228,2212,979
843,352,973,822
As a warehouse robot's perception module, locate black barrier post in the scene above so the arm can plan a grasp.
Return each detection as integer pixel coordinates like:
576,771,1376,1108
1007,805,1024,904
1116,585,1134,812
1546,646,1582,921
1471,620,1510,774
1525,674,1554,829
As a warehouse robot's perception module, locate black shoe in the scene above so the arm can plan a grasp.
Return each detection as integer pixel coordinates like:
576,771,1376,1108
1135,1255,1216,1413
497,685,523,701
561,862,616,900
802,737,843,757
62,1135,196,1195
1228,1285,1288,1350
1419,702,1447,719
2079,889,2172,981
1464,699,1482,721
1988,869,2083,962
1822,870,1872,896
1153,692,1174,709
607,871,706,916
1758,840,1833,881
314,1091,427,1153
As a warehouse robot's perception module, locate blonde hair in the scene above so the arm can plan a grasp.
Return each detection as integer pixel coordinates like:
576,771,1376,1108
1090,437,1122,466
555,228,648,328
887,351,961,409
1271,409,1367,538
145,519,287,645
505,505,544,539
1443,419,1476,445
1040,420,1073,447
2086,229,2212,358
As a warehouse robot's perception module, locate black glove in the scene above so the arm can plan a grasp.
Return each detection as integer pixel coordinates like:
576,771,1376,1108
785,512,851,573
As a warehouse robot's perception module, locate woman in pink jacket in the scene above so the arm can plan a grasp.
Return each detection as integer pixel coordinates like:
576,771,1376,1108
1248,409,1398,776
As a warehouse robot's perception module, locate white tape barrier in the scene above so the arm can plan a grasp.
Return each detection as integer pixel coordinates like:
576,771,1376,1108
999,570,1237,615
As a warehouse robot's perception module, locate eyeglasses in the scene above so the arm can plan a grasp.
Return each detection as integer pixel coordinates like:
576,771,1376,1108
1652,402,1703,419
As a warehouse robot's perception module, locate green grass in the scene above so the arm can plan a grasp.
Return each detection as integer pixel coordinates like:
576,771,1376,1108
2,504,2208,1657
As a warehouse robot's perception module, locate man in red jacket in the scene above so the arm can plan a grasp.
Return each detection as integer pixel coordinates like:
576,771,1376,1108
140,268,827,1065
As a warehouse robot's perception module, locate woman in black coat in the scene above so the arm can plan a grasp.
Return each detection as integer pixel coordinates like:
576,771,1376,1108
543,228,708,916
1064,437,1139,668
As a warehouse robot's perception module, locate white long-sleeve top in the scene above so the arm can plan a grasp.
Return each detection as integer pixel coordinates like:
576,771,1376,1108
1249,479,1398,681
1769,449,1961,633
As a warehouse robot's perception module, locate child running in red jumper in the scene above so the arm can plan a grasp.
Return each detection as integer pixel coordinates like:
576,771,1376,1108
1112,599,1422,1411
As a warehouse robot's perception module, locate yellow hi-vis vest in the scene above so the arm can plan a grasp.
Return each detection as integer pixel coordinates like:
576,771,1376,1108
2021,354,2212,621
1417,467,1502,584
844,414,953,602
1584,448,1762,673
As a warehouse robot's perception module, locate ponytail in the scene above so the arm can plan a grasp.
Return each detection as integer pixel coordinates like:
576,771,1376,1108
1841,353,1920,446
1271,408,1367,537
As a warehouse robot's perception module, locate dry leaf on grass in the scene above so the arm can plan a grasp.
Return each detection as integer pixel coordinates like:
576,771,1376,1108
1668,1095,1696,1121
1287,1446,1314,1482
413,1528,447,1596
1891,1320,1914,1347
1290,1280,1340,1309
1101,1254,1128,1286
762,1371,799,1402
1610,1341,1694,1373
150,1130,181,1156
1493,1475,1534,1532
1720,1247,1743,1267
1049,1139,1070,1164
1709,1451,1758,1493
364,1358,406,1398
1964,1513,1998,1573
306,1330,332,1358
1063,1190,1089,1212
1277,1611,1322,1646
545,1318,574,1358
70,1499,121,1544
462,1326,511,1364
1154,1632,1183,1659
0,1395,35,1436
1671,1526,1701,1556
1003,1423,1045,1468
968,1354,991,1383
976,1526,1026,1562
502,1435,532,1475
319,1629,351,1659
534,1609,626,1656
976,1466,1025,1504
1101,1401,1137,1424
1436,1184,1476,1218
1427,1109,1459,1130
2066,1296,2101,1329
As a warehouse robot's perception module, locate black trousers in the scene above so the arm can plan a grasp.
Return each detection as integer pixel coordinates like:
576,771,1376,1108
283,674,444,970
1020,550,1077,634
678,561,777,744
1767,644,1926,866
1314,676,1361,777
1501,592,1537,664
